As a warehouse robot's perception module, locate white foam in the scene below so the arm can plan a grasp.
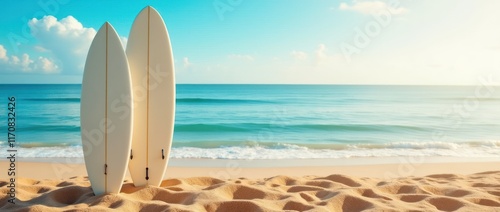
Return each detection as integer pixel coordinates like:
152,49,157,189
169,145,500,159
11,146,84,158
7,141,500,159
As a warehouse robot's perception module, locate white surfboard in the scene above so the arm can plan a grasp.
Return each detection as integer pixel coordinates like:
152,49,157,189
126,6,176,187
81,22,133,195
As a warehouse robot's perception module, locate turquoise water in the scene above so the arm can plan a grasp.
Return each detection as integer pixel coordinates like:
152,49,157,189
1,84,499,159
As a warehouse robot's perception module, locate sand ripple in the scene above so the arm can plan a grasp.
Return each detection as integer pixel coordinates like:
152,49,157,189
1,172,500,211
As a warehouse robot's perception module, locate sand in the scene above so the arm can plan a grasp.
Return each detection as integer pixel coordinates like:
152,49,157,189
1,160,500,211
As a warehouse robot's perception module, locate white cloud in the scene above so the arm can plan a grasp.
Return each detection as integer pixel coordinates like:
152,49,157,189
28,15,96,73
183,57,191,68
1,16,95,74
35,57,59,73
339,1,407,15
228,54,255,62
18,54,33,72
289,47,332,67
11,56,20,64
3,16,132,75
0,45,7,62
0,44,59,73
290,50,307,60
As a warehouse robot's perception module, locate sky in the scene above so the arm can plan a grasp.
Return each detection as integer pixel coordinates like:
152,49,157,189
1,0,500,85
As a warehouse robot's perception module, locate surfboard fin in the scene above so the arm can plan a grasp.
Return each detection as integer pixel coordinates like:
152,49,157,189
146,167,149,180
130,149,133,160
162,149,165,160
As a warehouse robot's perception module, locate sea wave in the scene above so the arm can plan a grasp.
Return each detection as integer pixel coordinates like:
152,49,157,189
176,98,271,104
18,125,80,132
438,97,500,102
23,98,80,103
7,141,500,159
6,146,84,158
21,97,271,104
172,140,500,150
13,122,427,134
170,145,500,159
173,123,427,133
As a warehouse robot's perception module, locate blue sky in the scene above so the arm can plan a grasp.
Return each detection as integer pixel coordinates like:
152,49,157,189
1,0,500,84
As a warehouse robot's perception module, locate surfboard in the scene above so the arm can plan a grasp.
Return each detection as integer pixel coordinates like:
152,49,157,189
81,22,133,195
126,6,176,187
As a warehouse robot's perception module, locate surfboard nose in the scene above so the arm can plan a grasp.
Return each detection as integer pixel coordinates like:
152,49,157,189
139,5,154,13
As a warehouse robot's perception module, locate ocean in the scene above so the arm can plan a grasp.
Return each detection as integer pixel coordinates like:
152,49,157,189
1,84,499,159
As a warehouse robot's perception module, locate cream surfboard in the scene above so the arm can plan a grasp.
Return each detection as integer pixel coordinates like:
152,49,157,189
126,6,175,187
81,23,133,195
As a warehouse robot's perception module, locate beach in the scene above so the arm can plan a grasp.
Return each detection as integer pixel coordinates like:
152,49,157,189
2,0,500,210
1,85,500,211
1,158,500,211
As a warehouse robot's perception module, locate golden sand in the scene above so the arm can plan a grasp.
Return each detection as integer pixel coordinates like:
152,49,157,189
1,171,500,211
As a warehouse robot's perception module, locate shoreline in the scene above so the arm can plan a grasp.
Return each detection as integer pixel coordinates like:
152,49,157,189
1,157,499,180
2,156,499,166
